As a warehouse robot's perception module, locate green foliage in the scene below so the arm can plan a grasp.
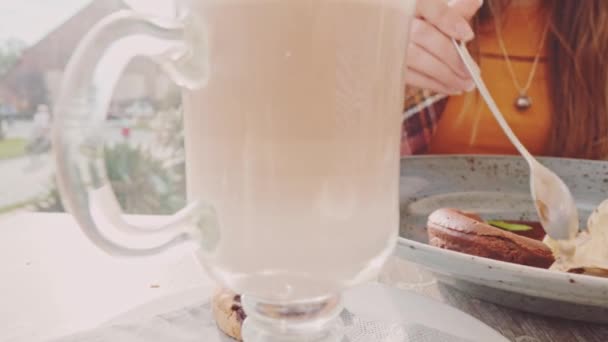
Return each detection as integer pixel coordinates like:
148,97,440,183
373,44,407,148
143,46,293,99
36,142,186,214
105,142,185,214
0,138,26,159
0,38,26,77
36,107,187,215
32,184,63,213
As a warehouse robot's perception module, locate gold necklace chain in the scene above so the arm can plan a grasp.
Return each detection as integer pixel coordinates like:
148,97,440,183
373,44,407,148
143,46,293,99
493,13,550,97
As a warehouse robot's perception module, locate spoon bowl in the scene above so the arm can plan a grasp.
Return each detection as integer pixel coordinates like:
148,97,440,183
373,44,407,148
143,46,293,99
452,39,579,241
529,160,579,240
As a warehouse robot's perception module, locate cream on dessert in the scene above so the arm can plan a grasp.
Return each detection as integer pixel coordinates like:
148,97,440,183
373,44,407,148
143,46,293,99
544,199,608,276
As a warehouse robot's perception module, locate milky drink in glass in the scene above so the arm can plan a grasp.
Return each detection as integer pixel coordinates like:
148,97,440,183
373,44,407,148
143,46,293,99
183,0,413,302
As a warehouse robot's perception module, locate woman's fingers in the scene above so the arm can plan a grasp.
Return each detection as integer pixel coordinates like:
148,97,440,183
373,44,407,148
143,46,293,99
406,42,475,93
415,0,481,41
410,18,470,79
449,0,484,21
405,69,461,95
407,0,483,93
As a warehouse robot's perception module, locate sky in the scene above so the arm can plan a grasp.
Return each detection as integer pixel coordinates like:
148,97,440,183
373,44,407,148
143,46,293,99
0,0,92,45
0,0,177,46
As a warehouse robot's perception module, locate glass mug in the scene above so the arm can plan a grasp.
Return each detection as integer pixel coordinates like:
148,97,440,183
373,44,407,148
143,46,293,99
53,0,415,340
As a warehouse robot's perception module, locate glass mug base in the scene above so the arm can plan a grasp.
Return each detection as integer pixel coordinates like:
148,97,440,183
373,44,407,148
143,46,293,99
242,294,343,342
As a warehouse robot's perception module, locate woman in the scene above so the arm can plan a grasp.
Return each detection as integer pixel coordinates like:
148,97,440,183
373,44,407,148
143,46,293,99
405,0,608,159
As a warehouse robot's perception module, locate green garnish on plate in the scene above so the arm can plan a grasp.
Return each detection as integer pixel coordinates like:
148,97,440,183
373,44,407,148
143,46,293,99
487,220,533,232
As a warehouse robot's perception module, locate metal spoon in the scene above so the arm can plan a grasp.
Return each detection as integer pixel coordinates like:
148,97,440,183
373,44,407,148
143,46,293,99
452,39,579,241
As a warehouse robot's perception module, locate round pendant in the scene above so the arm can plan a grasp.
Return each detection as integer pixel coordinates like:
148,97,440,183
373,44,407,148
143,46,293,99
514,95,532,112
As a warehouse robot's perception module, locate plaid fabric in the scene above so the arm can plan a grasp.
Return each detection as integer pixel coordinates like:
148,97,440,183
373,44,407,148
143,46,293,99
401,88,449,156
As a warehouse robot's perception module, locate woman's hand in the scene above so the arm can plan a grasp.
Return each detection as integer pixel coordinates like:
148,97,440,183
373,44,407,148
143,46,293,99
407,0,483,95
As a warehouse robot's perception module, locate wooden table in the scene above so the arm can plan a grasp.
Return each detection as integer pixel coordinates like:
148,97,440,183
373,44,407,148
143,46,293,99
380,259,608,342
3,213,607,342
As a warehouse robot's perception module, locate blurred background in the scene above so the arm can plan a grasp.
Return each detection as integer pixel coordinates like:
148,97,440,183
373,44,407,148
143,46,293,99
0,0,187,216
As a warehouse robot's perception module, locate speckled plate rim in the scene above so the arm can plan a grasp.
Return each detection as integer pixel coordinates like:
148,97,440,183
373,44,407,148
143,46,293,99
400,153,608,164
396,154,608,307
396,237,608,297
394,238,608,307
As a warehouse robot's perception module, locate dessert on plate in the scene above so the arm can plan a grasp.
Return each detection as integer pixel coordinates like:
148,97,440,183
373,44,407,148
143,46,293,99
544,199,608,277
427,202,608,277
427,208,554,268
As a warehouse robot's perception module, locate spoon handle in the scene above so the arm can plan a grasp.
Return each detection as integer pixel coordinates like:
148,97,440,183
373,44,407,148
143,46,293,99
451,40,534,161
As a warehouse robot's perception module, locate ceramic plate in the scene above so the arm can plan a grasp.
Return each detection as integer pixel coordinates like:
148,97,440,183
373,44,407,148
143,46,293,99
396,155,608,323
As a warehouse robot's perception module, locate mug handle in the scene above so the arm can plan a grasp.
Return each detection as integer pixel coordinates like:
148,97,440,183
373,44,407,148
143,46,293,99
52,10,212,256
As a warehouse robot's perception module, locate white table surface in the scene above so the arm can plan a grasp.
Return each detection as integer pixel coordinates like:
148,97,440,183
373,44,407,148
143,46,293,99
0,212,214,342
1,212,512,342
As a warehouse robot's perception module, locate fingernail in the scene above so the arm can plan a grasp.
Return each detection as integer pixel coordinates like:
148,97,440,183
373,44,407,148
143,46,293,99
453,22,475,41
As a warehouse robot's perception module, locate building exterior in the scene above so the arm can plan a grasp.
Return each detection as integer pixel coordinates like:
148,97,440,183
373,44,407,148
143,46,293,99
0,0,171,115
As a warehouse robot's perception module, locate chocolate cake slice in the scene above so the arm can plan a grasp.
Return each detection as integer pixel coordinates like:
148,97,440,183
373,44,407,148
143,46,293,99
427,208,555,268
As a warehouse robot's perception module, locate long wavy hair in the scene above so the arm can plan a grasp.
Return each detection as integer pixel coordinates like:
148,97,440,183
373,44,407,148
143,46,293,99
473,0,608,159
